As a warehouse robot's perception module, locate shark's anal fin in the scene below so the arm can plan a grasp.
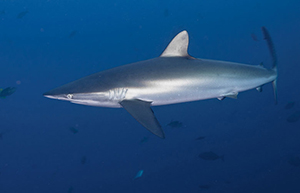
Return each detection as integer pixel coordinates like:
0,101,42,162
120,99,165,139
256,86,263,92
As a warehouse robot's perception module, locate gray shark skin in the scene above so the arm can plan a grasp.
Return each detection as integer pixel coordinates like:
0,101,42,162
44,27,277,139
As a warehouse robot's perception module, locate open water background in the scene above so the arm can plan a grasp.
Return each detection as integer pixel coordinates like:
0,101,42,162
0,0,299,192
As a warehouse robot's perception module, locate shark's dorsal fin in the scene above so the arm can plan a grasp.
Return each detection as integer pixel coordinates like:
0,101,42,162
160,30,190,57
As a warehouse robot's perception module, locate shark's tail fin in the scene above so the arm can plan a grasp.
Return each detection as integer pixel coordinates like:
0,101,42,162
262,26,278,104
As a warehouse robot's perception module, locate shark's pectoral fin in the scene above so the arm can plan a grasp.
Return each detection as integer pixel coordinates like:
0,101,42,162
120,99,165,139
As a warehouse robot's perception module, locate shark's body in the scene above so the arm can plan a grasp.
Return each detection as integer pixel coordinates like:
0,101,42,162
44,27,277,138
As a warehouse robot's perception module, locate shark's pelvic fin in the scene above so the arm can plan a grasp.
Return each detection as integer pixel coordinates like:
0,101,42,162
217,97,225,101
120,99,165,139
160,30,190,58
221,92,238,99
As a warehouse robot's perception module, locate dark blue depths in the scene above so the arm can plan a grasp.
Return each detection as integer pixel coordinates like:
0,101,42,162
0,0,299,192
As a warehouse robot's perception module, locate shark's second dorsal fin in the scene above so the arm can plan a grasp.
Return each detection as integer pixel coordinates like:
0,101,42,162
160,30,190,57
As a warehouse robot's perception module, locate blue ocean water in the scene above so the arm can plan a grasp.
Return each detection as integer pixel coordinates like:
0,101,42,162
0,0,299,192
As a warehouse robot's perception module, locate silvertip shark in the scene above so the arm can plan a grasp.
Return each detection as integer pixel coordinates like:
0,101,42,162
44,27,277,139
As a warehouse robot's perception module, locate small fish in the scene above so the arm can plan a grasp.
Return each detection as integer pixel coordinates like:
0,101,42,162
285,102,295,110
288,156,300,167
0,87,16,98
134,170,143,180
251,33,259,41
69,30,77,38
195,136,205,140
287,111,300,123
81,156,87,165
17,11,28,19
199,185,210,189
69,127,78,134
199,151,224,161
167,120,183,128
140,136,149,144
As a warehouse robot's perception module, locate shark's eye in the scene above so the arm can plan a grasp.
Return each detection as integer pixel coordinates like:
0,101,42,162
66,94,73,99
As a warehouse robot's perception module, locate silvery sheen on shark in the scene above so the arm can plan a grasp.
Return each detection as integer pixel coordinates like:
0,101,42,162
44,27,277,139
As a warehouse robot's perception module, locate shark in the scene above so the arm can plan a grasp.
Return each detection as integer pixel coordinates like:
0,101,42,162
44,27,277,139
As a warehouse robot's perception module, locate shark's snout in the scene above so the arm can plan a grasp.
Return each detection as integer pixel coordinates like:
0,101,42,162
43,91,52,96
43,88,70,100
43,94,58,99
43,89,59,98
43,85,70,98
43,91,59,100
